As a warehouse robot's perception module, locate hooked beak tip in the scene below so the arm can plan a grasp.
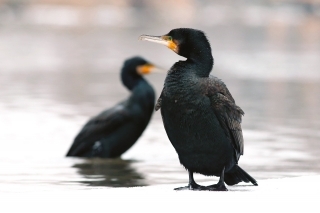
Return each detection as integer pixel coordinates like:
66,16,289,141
139,35,148,41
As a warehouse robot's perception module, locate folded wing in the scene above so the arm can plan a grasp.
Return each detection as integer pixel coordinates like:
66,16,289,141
66,102,131,156
206,77,244,160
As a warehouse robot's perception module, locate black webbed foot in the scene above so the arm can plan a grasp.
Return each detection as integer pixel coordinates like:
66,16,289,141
206,166,228,191
174,182,206,191
175,171,207,191
206,183,228,191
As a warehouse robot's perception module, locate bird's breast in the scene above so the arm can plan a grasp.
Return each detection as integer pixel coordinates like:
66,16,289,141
163,81,204,109
161,84,210,124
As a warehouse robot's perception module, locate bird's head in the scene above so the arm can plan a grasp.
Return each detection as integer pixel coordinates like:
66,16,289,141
121,56,158,90
139,28,212,61
122,56,155,76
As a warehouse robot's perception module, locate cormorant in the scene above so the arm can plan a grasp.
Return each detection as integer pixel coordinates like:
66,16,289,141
66,57,156,158
140,28,257,191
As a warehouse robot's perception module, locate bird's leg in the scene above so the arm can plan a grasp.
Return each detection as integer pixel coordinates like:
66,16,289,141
206,167,228,191
174,171,206,191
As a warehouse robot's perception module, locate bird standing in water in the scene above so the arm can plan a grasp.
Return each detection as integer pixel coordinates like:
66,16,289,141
140,28,257,191
66,57,156,158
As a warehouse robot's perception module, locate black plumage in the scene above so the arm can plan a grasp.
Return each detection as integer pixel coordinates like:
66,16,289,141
66,57,155,158
140,28,257,190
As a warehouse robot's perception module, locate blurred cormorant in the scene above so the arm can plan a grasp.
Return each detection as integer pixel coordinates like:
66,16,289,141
140,28,257,191
66,57,156,158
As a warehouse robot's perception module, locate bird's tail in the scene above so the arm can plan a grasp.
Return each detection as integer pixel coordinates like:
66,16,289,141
224,165,258,186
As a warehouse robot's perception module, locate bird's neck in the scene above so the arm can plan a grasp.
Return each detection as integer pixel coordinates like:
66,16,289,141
130,80,155,113
187,48,214,77
122,74,144,91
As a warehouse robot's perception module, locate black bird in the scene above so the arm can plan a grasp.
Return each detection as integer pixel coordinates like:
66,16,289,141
66,57,156,158
140,28,257,191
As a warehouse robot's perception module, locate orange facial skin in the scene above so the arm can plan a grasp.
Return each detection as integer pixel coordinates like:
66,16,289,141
137,64,154,75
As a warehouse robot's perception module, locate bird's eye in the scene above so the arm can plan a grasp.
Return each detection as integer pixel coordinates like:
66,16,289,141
162,36,172,41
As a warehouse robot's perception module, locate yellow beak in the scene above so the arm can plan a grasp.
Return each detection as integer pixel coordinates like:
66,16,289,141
139,35,178,53
137,64,165,75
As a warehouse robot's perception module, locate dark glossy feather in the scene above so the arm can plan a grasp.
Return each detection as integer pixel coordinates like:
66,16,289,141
209,93,244,159
207,76,235,103
205,77,244,157
66,102,130,156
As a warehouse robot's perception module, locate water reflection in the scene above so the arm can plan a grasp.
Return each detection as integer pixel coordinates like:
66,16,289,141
72,158,147,187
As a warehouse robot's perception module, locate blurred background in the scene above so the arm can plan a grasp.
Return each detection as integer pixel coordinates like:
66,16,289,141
0,0,320,192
